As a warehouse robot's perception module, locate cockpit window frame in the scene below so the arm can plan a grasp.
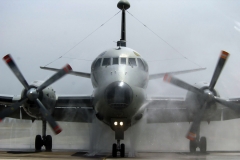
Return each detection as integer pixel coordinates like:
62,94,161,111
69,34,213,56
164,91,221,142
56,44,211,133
120,57,127,65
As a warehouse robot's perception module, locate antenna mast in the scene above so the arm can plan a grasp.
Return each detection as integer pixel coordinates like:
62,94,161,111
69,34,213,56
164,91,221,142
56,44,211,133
117,0,130,47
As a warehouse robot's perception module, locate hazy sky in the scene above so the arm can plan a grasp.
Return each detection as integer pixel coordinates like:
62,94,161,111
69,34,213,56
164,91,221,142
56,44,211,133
1,0,240,98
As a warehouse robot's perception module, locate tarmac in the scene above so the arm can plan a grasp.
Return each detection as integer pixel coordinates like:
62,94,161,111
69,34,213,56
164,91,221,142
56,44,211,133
0,150,240,160
1,118,240,159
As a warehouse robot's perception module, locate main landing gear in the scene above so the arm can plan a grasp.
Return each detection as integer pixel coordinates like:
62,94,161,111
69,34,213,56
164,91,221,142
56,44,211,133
189,128,207,153
112,140,125,157
35,120,52,151
189,137,207,153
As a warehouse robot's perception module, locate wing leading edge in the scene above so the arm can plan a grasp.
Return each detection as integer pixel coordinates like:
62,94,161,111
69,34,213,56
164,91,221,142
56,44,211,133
40,66,91,78
149,68,206,80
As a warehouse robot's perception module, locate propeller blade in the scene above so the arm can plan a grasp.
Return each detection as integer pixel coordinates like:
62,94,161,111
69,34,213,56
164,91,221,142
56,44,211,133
3,54,29,90
186,101,208,141
37,64,72,92
215,97,240,112
0,98,27,121
209,51,229,91
163,74,203,95
35,99,62,134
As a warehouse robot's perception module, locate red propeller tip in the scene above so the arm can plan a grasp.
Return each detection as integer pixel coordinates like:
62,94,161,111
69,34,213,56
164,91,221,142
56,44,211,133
53,125,62,134
186,132,197,141
63,64,72,73
220,50,229,59
3,54,12,63
0,119,2,122
163,74,171,82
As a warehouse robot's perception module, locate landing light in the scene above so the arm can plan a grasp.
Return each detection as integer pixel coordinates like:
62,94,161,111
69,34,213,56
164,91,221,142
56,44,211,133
120,122,123,126
119,82,124,87
114,122,118,126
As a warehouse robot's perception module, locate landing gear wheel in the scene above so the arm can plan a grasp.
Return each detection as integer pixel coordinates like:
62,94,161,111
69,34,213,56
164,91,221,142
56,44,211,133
189,140,197,153
35,135,42,151
120,143,125,157
200,137,207,153
112,143,117,157
45,135,52,151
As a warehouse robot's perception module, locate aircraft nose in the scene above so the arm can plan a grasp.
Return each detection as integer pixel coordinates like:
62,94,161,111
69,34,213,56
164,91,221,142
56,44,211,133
105,81,133,109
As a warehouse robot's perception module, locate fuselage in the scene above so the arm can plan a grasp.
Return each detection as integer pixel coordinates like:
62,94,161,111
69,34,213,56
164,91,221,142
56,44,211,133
91,47,149,129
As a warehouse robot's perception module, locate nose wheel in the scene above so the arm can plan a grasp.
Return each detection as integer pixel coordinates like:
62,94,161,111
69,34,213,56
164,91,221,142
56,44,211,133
112,140,125,157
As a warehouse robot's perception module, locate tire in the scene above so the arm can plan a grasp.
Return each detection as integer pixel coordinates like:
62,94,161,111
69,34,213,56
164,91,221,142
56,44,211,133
189,140,197,153
35,135,42,151
112,143,117,157
120,143,125,157
45,135,52,151
200,137,207,153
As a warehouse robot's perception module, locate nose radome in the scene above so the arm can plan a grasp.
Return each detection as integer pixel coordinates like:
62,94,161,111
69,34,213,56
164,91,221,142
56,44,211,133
105,81,133,109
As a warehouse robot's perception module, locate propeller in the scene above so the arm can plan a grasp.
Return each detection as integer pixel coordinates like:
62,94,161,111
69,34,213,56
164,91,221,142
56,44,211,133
1,54,72,134
164,51,231,141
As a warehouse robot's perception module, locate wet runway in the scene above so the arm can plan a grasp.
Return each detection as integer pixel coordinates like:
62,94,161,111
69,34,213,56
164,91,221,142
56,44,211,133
1,118,240,159
0,150,240,160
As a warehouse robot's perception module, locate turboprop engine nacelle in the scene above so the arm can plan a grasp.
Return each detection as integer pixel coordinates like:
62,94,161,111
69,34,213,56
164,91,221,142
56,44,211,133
21,80,57,119
185,82,219,122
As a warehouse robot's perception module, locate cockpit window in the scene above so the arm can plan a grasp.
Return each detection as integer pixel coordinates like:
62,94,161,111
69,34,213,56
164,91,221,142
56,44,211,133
121,58,126,64
102,58,111,66
113,58,119,65
94,58,102,69
128,58,137,67
137,58,145,71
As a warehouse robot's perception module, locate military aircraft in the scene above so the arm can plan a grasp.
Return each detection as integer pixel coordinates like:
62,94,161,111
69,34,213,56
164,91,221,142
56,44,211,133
1,0,240,157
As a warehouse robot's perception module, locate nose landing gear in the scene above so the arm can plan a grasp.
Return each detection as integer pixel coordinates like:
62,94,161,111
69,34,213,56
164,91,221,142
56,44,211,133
112,140,125,157
110,118,128,157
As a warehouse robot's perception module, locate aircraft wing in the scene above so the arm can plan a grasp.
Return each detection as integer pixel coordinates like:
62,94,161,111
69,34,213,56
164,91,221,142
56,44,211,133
221,98,240,120
40,66,91,78
0,94,31,120
55,95,93,108
0,94,21,105
0,94,94,122
149,68,206,80
146,97,240,123
146,97,189,123
52,95,94,122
